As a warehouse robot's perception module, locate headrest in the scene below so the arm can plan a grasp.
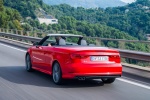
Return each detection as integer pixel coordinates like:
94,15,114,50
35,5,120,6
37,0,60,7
59,38,66,45
89,44,95,46
81,40,87,46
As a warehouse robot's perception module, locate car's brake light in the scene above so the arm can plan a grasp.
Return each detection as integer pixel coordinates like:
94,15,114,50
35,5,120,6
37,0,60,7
70,54,88,59
109,55,120,63
109,55,120,58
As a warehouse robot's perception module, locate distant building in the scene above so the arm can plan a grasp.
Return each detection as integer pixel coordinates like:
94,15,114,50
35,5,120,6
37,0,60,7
142,6,149,9
36,8,58,25
145,10,150,13
26,17,32,20
125,9,129,13
38,17,58,25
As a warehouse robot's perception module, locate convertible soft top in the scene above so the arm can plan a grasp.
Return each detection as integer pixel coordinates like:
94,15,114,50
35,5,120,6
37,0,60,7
47,34,83,37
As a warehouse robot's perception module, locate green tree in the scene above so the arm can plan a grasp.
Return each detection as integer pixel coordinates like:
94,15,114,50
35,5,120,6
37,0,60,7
0,0,4,11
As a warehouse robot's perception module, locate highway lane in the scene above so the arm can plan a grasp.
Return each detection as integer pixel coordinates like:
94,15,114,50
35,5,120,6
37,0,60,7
0,43,150,100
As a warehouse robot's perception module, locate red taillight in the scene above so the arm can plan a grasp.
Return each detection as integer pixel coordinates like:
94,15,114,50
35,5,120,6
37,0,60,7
70,54,88,59
109,55,120,63
109,55,120,58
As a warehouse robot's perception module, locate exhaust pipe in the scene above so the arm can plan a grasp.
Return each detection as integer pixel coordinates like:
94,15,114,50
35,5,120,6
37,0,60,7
78,77,86,80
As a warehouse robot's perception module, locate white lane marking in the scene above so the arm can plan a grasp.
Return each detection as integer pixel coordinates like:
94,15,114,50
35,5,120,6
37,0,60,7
0,43,26,52
0,42,150,90
117,78,150,90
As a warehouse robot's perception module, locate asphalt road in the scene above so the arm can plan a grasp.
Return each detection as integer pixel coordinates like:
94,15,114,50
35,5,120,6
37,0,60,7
0,42,150,100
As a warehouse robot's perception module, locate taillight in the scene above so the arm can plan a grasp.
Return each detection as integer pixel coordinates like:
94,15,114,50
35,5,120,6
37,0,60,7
109,55,120,63
109,55,120,59
70,54,88,59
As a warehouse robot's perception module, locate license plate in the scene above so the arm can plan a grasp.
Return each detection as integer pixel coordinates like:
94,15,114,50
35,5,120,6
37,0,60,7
90,56,108,61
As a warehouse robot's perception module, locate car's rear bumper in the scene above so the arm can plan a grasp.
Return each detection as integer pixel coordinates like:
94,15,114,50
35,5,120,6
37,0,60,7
74,75,121,80
63,73,121,79
62,63,122,79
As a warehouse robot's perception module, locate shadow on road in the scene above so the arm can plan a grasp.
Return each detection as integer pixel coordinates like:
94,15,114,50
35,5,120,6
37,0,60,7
0,66,104,88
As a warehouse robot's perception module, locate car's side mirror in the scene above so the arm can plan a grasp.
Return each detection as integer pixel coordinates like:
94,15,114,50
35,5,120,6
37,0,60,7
33,42,39,46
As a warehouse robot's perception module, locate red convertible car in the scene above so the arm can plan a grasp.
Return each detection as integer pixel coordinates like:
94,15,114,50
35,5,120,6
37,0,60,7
25,34,122,84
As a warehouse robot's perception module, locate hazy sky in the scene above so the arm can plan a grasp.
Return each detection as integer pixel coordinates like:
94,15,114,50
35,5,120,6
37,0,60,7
121,0,136,3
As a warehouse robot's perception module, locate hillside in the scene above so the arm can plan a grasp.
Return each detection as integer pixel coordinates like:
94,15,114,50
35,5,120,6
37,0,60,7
4,0,150,40
43,0,126,8
3,0,136,38
0,0,22,29
2,0,150,52
3,0,148,39
4,0,46,18
40,0,150,40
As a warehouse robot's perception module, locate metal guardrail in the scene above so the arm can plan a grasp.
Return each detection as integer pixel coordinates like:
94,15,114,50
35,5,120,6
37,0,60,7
118,49,150,62
1,28,150,43
87,37,150,44
0,32,41,42
0,32,150,62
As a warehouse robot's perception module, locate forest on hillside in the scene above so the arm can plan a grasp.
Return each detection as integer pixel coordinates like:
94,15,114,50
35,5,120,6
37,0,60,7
0,0,22,29
42,0,150,40
2,0,150,51
4,0,150,40
3,0,135,39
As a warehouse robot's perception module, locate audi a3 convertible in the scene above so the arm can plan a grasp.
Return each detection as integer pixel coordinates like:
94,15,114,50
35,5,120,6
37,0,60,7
25,34,122,84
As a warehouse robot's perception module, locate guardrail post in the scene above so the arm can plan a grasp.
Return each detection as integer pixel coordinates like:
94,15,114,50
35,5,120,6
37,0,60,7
118,41,125,49
15,30,18,34
6,29,9,33
11,29,13,34
1,28,3,32
96,38,101,46
0,28,1,32
26,31,31,43
20,31,23,35
34,33,37,37
27,31,30,36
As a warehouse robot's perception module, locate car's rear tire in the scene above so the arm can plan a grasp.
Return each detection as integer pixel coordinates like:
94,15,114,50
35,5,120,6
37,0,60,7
52,62,63,85
25,54,33,72
101,78,115,84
